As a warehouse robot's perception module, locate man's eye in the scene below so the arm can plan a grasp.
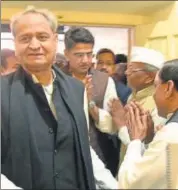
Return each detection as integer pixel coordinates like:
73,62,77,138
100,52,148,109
38,36,49,41
19,36,30,43
76,53,83,57
87,52,93,57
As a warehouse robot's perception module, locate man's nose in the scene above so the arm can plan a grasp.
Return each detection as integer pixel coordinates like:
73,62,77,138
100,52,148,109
82,54,89,63
103,64,107,70
29,37,41,49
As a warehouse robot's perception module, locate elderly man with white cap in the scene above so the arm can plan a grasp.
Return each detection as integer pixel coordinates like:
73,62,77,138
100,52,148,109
96,47,167,174
108,47,167,166
125,46,165,108
96,47,166,140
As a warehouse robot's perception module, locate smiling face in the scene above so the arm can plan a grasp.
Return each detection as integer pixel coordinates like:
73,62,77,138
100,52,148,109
125,62,156,91
13,13,58,73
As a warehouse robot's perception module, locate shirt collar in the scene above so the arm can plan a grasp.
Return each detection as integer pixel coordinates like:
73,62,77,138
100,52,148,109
130,85,155,102
31,69,56,84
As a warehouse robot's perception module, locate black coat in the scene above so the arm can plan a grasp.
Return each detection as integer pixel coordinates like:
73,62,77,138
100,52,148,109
1,65,95,189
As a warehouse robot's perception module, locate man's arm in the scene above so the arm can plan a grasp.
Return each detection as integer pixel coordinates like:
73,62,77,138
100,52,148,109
83,89,118,189
90,147,118,189
94,77,118,134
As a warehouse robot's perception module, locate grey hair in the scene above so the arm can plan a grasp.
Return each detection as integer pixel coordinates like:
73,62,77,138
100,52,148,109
10,6,58,36
144,63,159,72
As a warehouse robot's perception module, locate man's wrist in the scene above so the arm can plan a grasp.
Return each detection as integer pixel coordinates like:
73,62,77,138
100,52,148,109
88,100,96,109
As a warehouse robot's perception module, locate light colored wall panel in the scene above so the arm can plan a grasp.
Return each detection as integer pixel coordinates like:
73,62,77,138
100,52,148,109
146,36,168,59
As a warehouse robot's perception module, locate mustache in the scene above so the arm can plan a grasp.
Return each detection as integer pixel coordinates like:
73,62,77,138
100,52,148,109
100,68,108,73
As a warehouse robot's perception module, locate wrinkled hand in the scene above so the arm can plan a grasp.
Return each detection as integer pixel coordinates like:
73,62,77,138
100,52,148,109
144,110,155,144
108,98,126,130
127,101,148,141
128,101,155,143
84,75,93,103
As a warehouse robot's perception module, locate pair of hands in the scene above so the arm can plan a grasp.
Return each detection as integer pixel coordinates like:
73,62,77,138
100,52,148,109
108,98,155,143
83,75,93,103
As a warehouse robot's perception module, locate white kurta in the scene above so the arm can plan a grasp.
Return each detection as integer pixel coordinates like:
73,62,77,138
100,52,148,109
1,175,22,189
118,122,178,189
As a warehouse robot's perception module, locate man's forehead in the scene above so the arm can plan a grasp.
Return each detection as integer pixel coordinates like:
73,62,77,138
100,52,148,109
71,43,93,51
98,52,114,59
129,61,145,67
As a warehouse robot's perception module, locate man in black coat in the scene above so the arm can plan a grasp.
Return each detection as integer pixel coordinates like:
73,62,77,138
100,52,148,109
1,7,95,189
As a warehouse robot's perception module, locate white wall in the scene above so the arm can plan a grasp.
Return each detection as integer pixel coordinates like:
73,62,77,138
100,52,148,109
1,26,129,56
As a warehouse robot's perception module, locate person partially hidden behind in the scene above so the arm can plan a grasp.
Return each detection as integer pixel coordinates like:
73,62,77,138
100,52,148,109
96,48,131,105
1,48,19,75
62,27,120,177
1,7,96,189
116,59,178,188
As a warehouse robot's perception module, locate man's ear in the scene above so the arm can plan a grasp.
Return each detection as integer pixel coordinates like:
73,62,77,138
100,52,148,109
165,80,174,98
64,49,69,61
53,33,58,44
145,72,155,85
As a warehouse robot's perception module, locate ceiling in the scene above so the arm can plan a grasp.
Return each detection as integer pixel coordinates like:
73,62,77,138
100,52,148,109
2,1,174,15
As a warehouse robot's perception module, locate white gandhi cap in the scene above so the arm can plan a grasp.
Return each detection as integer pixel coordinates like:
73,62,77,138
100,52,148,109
131,47,165,69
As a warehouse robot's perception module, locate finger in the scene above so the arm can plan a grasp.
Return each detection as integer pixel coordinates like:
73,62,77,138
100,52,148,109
128,105,135,127
141,114,148,136
134,107,143,128
141,114,147,128
85,74,92,79
108,98,115,113
127,106,134,137
113,98,123,110
134,101,145,115
85,76,92,85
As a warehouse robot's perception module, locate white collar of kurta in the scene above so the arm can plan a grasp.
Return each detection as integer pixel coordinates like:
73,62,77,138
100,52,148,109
31,69,56,95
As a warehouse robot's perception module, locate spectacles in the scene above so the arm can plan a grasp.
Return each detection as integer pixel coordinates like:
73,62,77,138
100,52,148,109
73,52,93,59
126,68,147,74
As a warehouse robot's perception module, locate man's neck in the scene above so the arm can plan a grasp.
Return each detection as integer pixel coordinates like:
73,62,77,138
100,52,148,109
134,83,154,93
25,68,54,86
166,101,178,117
72,72,87,82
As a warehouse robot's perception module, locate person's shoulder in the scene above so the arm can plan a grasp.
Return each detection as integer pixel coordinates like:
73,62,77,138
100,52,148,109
1,72,16,88
153,122,178,145
67,74,84,88
142,95,156,110
54,65,84,90
115,80,131,93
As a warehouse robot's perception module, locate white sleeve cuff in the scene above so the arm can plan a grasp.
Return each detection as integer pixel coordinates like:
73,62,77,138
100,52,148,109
96,108,115,134
118,126,131,145
125,139,142,160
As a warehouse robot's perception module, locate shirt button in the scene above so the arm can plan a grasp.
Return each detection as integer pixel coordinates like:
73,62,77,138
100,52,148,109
54,149,58,154
48,128,53,134
54,172,59,178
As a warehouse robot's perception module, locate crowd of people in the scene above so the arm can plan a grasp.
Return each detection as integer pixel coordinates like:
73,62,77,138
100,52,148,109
1,6,178,189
